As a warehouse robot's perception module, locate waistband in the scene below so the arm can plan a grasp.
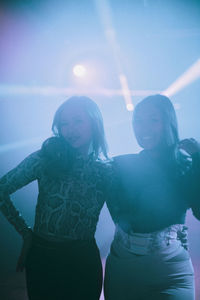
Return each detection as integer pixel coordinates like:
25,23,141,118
113,224,188,255
32,232,96,250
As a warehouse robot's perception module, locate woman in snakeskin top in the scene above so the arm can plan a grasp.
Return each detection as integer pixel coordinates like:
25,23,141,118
0,96,112,300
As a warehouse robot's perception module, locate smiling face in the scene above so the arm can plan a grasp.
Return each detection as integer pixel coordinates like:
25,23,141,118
133,103,165,150
59,105,93,155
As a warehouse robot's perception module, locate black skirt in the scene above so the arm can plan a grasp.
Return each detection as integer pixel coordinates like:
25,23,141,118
25,234,103,300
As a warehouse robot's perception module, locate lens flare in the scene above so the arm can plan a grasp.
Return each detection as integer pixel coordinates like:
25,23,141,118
73,64,86,77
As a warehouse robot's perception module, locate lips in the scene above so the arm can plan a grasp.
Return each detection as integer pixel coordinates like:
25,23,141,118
68,136,80,144
138,136,155,148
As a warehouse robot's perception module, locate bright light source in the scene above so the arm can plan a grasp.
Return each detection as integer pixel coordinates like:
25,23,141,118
119,74,133,111
126,103,134,111
73,64,86,77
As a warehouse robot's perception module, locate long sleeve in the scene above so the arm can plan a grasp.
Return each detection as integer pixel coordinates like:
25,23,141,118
105,158,132,228
105,160,121,224
0,151,42,239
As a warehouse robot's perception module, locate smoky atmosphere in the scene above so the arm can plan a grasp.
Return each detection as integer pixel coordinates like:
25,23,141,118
0,1,200,299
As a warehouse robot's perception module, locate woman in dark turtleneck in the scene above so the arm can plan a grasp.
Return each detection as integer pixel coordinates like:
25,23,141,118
105,94,200,300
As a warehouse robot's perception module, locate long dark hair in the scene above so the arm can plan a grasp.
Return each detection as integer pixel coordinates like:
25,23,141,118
133,94,189,174
52,96,108,159
133,94,179,148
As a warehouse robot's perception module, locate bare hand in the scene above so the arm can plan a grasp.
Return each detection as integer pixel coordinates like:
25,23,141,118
178,138,200,156
16,234,32,272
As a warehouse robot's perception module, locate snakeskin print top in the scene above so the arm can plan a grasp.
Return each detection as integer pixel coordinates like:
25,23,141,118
0,150,112,241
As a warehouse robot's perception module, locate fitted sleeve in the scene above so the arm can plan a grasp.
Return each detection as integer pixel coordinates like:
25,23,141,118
105,159,124,225
0,151,42,239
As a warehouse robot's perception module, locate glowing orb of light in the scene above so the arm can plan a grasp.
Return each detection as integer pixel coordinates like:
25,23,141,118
73,64,86,77
126,103,134,111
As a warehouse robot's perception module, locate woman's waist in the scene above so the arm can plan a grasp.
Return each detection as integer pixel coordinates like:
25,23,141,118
32,231,97,250
117,212,186,234
33,214,98,241
113,224,187,255
33,223,96,243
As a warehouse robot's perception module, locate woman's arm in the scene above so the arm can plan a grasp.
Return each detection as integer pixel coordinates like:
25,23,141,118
0,151,42,239
105,160,122,225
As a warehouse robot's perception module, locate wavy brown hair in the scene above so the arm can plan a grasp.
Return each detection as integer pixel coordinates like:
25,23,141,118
52,96,108,159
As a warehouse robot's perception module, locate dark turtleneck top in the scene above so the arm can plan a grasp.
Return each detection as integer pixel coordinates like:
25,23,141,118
107,150,200,234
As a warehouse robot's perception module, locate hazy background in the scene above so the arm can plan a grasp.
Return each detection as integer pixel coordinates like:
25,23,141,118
0,0,200,298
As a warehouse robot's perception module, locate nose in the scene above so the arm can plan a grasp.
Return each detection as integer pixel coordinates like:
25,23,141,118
65,125,75,137
60,122,75,139
135,121,150,133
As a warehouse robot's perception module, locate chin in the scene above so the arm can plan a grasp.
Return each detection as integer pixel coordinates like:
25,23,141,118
138,142,154,150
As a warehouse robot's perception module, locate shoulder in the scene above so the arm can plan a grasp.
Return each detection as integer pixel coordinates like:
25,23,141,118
40,136,67,158
113,153,139,166
111,154,140,179
14,150,46,178
91,159,115,181
0,150,43,185
19,150,43,166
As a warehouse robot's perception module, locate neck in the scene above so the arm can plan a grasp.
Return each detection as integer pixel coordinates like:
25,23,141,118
75,144,92,160
76,149,89,159
144,145,172,161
